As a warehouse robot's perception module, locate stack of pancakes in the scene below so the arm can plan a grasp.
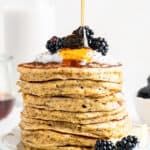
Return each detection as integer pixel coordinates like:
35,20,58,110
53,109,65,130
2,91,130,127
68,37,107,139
17,62,131,150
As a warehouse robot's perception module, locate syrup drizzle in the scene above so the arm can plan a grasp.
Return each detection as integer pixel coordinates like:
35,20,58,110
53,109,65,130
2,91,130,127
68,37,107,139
81,0,89,47
81,0,85,27
61,59,84,67
61,0,89,67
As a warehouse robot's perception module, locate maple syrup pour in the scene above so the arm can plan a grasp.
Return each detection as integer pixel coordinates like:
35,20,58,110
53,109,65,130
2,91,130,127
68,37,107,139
81,0,89,47
0,93,14,120
81,0,85,26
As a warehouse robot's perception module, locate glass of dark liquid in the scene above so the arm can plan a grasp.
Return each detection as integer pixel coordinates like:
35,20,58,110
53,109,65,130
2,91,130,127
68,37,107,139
0,55,15,120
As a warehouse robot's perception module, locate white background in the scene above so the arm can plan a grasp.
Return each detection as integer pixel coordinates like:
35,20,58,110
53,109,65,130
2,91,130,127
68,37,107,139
0,0,150,122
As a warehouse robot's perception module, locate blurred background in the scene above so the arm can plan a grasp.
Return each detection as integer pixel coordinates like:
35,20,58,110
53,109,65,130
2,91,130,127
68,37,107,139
0,0,150,134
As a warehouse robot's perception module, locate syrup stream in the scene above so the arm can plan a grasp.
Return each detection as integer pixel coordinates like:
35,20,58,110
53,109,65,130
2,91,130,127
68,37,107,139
81,0,85,26
59,0,89,67
81,0,89,47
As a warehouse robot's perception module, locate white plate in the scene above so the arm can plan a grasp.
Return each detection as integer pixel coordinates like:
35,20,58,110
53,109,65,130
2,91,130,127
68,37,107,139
0,126,150,150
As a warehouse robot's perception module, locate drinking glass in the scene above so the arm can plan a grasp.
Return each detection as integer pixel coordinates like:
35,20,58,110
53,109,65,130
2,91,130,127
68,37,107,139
0,54,15,120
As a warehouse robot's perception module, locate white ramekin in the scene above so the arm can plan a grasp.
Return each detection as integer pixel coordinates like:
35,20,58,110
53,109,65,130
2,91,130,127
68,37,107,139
135,97,150,126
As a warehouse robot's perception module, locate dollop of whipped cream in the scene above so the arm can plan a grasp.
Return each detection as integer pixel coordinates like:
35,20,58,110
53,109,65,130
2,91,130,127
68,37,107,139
35,51,62,63
89,51,120,65
35,50,120,65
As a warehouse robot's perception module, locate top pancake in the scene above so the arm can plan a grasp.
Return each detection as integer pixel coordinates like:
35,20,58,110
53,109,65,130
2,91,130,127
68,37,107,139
17,62,122,83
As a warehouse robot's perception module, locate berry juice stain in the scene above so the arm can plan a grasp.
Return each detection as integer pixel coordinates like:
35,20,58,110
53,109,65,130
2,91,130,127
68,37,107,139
0,93,14,120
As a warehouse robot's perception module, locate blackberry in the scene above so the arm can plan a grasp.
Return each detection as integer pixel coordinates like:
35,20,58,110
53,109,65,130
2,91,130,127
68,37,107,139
116,135,139,150
88,37,109,56
95,139,115,150
62,34,84,49
72,26,94,38
72,26,84,37
85,26,94,38
46,36,63,54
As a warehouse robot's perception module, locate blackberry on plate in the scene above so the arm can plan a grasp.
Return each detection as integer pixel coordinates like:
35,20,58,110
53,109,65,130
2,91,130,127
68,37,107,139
95,139,115,150
46,36,63,54
116,135,139,150
62,34,84,49
88,37,109,56
72,26,94,38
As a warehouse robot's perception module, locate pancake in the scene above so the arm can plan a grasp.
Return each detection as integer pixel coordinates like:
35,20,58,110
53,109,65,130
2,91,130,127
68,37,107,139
20,115,130,138
17,62,122,83
22,105,127,124
22,94,123,112
18,142,92,150
21,130,96,148
21,145,92,150
21,123,129,148
18,80,122,97
20,142,92,150
17,57,132,149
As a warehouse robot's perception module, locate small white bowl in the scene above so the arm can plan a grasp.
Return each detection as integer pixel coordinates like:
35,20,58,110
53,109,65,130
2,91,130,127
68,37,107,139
135,97,150,125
